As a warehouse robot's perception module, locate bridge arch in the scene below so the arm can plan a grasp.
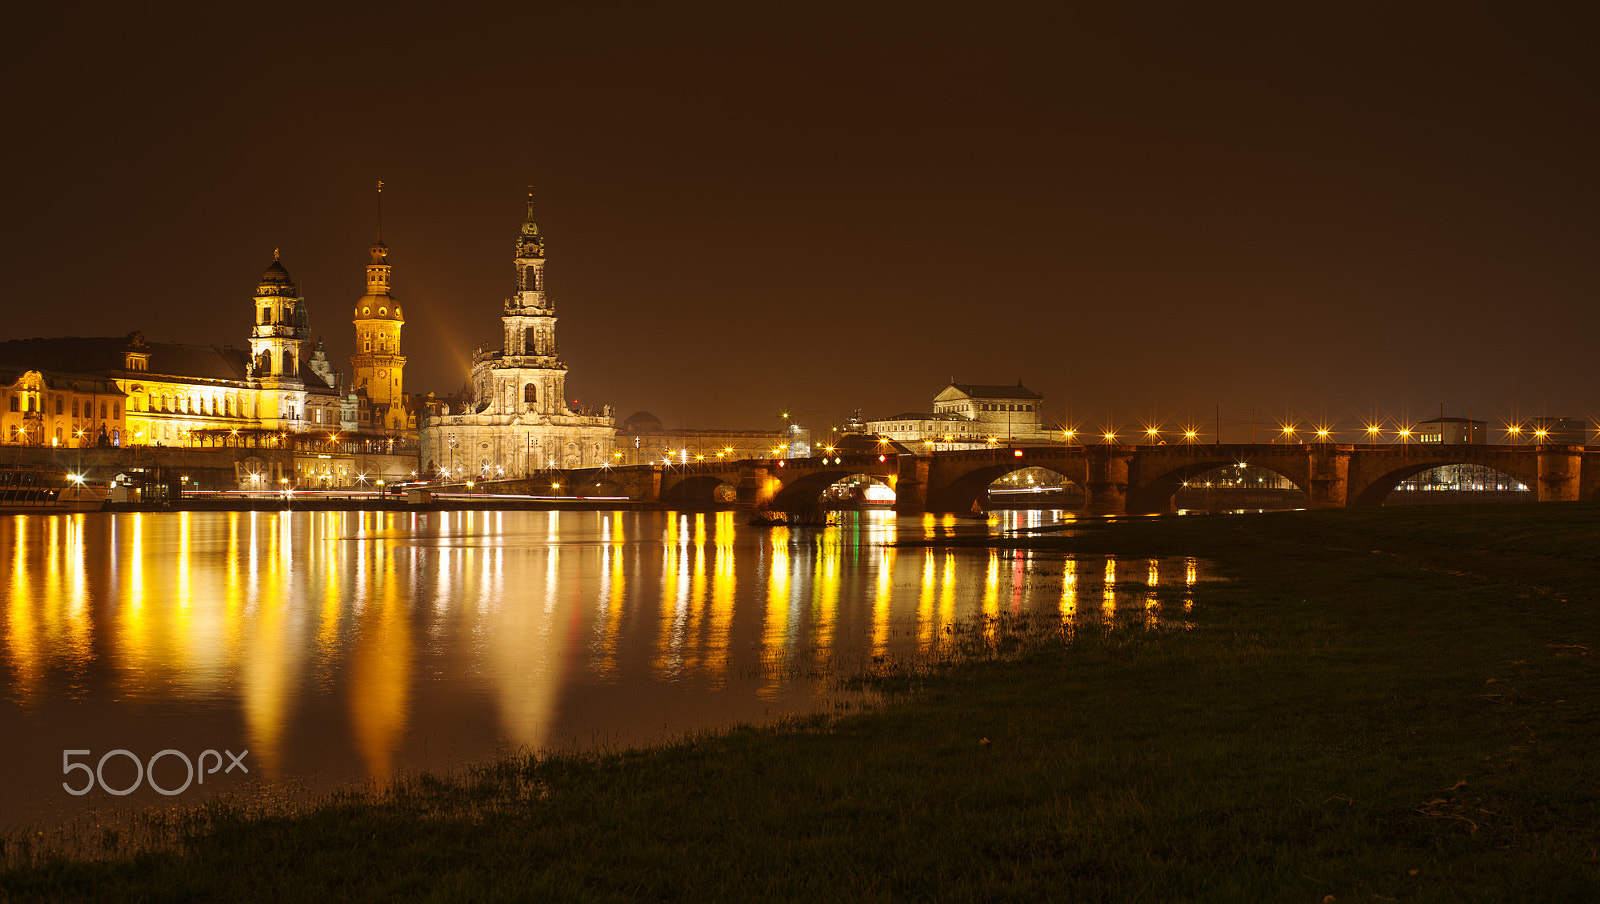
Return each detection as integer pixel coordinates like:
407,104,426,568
770,468,882,510
1129,457,1309,514
1350,459,1535,507
661,474,738,509
932,462,1087,513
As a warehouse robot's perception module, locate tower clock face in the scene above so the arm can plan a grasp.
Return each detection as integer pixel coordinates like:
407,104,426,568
376,369,388,379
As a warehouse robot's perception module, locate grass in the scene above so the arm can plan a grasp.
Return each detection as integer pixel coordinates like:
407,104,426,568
4,503,1600,901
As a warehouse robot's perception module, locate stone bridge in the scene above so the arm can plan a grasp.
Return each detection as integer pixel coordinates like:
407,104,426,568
491,444,1599,515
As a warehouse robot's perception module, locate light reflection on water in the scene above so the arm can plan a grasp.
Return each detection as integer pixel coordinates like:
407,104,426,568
0,509,1205,825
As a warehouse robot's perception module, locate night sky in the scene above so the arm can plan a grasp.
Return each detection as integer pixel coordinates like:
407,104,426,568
4,3,1596,439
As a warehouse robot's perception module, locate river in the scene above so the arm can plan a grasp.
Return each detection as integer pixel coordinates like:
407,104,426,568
0,509,1200,832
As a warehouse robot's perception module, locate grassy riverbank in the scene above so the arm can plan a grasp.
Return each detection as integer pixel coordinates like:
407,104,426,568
5,504,1599,901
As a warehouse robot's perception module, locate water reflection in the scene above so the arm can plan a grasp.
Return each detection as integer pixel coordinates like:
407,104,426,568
0,510,1207,824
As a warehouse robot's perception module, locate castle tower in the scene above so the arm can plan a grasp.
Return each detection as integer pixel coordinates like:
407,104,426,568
350,182,407,430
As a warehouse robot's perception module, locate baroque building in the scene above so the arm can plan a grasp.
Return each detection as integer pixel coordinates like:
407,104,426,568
418,193,615,479
0,246,418,489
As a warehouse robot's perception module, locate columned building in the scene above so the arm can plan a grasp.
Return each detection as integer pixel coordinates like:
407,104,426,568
419,192,614,479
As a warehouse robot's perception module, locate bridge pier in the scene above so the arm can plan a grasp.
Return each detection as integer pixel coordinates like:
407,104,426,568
1307,445,1350,508
1084,446,1133,516
891,455,930,514
736,463,779,510
1536,445,1584,502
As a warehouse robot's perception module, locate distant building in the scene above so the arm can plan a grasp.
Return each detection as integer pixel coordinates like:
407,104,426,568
1414,416,1486,444
865,381,1058,447
866,410,983,448
1526,416,1591,445
418,193,615,478
616,411,792,464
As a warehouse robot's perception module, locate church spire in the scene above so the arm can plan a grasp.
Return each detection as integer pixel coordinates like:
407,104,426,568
521,185,539,235
511,186,548,309
370,179,388,265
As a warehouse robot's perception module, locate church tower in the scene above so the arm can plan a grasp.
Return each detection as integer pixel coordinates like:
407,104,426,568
474,188,566,415
503,189,558,368
350,181,407,431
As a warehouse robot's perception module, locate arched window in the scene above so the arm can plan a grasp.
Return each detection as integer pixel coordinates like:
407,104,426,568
524,383,538,406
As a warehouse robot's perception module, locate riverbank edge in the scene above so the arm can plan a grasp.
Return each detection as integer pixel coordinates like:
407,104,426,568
3,503,1599,901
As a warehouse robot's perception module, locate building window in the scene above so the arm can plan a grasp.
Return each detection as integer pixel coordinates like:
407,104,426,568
73,399,80,417
100,403,108,419
113,403,120,419
55,397,63,415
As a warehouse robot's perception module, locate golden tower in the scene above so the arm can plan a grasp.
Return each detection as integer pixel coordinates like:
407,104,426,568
350,181,407,430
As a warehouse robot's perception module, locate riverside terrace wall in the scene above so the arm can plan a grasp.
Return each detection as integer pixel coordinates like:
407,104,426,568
0,444,280,490
0,445,418,493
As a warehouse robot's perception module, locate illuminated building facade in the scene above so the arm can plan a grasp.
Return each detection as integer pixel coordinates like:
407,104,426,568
1414,417,1486,445
418,193,614,478
0,368,125,448
0,250,418,488
866,381,1058,447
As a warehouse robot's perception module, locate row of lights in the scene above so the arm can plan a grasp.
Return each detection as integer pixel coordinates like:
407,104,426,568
1041,423,1573,444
